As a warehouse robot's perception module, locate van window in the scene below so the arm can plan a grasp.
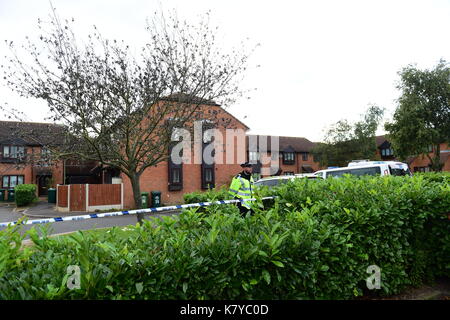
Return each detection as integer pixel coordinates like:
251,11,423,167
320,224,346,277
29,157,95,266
314,172,324,178
389,166,412,176
327,166,381,178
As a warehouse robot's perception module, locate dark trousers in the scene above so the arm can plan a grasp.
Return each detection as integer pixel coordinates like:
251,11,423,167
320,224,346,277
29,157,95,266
236,200,252,217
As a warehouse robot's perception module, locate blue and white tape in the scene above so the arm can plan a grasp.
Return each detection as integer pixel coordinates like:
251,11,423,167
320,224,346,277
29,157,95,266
0,197,275,228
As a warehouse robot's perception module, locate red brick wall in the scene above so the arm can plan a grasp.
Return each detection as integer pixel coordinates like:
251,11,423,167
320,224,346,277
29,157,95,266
409,143,450,172
0,147,64,194
121,104,248,208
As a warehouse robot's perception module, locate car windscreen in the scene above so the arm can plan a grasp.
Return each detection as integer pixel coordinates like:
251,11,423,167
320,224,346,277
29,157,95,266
389,165,412,176
327,166,381,178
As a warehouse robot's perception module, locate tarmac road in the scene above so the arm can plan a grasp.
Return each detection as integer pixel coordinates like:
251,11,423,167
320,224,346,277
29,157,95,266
0,202,179,239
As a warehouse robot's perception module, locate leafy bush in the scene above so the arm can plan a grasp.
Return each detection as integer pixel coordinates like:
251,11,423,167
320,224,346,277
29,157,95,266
0,173,448,299
14,184,37,207
183,187,231,204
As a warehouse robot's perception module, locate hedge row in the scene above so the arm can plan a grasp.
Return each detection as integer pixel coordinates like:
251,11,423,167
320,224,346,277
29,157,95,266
183,187,231,204
15,184,37,207
0,173,448,299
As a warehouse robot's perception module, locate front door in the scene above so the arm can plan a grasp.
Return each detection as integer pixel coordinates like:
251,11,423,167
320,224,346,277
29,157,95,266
37,175,52,196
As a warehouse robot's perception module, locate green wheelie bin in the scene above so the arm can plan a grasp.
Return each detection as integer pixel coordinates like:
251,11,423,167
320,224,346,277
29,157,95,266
48,188,57,203
7,189,15,202
0,189,6,201
151,191,161,208
141,192,149,208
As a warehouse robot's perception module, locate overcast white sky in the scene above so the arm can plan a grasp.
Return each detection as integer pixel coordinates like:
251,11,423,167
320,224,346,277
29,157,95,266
0,0,449,142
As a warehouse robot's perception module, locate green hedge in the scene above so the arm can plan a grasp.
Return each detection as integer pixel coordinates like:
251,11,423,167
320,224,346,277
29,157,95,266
0,174,448,299
14,184,37,207
183,187,231,204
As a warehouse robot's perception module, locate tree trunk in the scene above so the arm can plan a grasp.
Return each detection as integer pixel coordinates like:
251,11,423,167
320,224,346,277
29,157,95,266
129,172,144,225
431,144,443,172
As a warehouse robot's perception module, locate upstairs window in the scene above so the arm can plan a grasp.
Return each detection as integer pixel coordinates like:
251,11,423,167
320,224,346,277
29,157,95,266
301,152,308,161
381,148,394,156
249,151,260,163
283,152,295,165
3,145,25,159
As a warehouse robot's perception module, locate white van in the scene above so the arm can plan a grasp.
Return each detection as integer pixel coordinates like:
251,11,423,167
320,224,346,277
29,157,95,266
313,161,412,179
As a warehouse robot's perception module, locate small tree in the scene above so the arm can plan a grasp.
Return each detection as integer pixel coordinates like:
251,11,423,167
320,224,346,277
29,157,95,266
385,60,450,171
312,105,384,167
1,6,254,223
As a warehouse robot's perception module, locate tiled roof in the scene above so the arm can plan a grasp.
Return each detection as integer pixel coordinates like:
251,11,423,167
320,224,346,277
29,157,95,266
0,121,65,146
247,135,316,152
376,135,388,147
160,93,220,106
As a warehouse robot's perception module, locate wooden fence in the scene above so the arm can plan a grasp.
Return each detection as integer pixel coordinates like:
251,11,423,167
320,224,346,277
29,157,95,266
56,184,123,212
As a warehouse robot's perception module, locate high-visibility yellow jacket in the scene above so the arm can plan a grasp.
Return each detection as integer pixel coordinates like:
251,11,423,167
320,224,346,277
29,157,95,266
229,173,254,209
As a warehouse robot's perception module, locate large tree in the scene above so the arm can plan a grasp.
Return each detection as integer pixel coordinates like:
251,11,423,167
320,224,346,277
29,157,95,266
312,105,384,167
1,7,253,223
385,60,450,171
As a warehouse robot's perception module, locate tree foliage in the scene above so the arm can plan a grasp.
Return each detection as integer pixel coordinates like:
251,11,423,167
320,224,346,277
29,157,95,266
385,59,450,171
312,105,384,167
1,6,254,222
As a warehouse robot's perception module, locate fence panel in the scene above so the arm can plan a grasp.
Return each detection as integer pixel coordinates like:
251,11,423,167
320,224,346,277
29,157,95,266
88,184,121,206
70,184,86,211
57,185,69,208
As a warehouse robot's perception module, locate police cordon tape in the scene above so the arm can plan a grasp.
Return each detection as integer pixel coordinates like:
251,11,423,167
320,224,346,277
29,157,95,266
0,196,276,228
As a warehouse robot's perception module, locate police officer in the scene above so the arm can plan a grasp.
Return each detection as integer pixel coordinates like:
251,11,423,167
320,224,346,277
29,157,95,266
229,162,254,216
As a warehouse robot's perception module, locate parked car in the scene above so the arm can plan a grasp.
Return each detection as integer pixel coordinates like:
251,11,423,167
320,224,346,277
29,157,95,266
294,173,319,179
254,175,296,188
254,174,318,188
313,161,412,179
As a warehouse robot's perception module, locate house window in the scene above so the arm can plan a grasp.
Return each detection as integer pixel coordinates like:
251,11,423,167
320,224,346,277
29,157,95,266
2,175,24,188
201,165,215,189
168,167,183,190
172,168,181,183
2,145,25,159
201,121,215,190
284,172,294,176
204,168,213,183
249,151,260,163
381,148,393,156
301,152,308,161
283,152,295,165
168,146,183,191
427,145,433,153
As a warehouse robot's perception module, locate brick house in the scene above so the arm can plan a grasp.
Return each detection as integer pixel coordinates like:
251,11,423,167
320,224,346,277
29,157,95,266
119,97,250,208
376,135,450,172
246,135,321,179
0,121,65,197
0,121,108,197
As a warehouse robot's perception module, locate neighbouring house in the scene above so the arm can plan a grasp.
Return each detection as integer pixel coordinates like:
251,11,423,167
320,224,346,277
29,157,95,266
375,135,450,172
0,121,108,198
246,135,321,180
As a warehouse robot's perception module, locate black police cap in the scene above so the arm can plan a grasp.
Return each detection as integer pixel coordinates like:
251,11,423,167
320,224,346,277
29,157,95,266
240,162,252,168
